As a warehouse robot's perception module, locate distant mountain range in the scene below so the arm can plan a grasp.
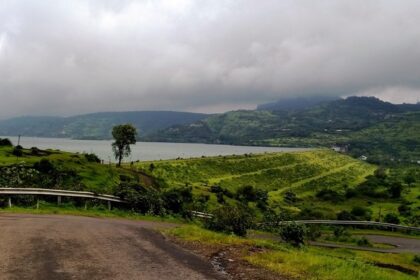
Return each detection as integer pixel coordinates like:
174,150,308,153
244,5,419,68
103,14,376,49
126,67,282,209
0,111,210,140
143,96,420,163
1,96,419,163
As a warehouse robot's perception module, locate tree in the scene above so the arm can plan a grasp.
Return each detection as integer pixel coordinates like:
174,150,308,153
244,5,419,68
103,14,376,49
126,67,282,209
383,213,400,224
279,222,306,247
112,124,137,166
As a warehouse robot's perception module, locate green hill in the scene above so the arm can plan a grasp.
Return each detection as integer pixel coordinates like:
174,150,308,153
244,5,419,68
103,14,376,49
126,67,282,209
145,97,420,163
0,111,210,139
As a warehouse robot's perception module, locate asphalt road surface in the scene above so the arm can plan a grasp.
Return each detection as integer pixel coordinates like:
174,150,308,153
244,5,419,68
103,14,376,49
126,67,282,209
0,214,224,280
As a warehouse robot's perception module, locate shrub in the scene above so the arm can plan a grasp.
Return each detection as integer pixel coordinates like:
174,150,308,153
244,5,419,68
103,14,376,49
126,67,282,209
30,147,41,156
236,185,257,202
351,206,372,220
306,225,322,241
398,204,411,216
279,222,306,247
0,138,12,146
337,210,355,221
413,255,420,264
284,191,297,204
84,153,101,163
356,237,372,247
316,189,344,202
33,159,55,174
383,213,400,224
205,204,254,236
115,182,164,215
388,182,403,198
12,146,23,157
333,226,350,239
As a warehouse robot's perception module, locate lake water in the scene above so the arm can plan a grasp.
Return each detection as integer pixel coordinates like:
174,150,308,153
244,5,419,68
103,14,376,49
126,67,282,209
2,136,311,162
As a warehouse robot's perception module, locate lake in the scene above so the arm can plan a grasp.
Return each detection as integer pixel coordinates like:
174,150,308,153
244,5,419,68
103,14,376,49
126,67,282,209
2,136,311,162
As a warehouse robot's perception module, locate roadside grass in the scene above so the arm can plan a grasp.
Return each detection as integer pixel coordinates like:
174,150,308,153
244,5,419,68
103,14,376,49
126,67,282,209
0,202,183,223
168,225,420,280
0,146,136,194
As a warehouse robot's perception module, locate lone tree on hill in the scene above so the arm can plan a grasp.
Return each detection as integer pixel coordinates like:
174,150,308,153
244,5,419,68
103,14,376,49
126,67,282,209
112,124,137,167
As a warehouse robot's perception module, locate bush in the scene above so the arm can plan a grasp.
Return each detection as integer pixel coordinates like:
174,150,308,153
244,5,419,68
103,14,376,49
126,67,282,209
356,237,372,247
388,182,403,198
33,159,55,174
383,213,400,224
284,191,298,204
12,146,23,157
398,204,411,216
306,225,322,241
333,226,350,239
115,182,164,215
279,222,306,247
205,204,254,236
30,147,41,156
337,210,355,221
84,153,101,163
0,138,12,146
351,206,372,220
316,189,344,202
413,255,420,264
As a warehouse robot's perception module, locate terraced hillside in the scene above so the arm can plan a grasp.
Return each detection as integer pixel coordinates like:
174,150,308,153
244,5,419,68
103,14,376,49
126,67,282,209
138,150,373,190
136,150,376,210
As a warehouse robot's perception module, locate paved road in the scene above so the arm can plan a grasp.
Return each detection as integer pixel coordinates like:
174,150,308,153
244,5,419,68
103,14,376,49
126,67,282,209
311,235,420,253
0,214,223,280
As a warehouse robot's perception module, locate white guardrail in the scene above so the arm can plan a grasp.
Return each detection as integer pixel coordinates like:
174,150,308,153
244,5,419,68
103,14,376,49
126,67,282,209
190,211,420,232
0,188,124,202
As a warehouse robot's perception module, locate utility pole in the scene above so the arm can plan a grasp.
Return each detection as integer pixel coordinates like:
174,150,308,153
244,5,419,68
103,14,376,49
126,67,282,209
17,135,21,146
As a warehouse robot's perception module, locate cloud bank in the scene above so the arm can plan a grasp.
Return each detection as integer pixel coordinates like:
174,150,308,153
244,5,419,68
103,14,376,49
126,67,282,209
1,0,420,118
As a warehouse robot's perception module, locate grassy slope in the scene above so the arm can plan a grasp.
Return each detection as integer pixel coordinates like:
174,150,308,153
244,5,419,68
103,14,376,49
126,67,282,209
168,225,420,280
0,146,132,194
136,150,380,213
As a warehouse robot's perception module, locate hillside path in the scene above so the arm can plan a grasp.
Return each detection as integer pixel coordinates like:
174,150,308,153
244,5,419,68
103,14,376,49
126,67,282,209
0,214,224,280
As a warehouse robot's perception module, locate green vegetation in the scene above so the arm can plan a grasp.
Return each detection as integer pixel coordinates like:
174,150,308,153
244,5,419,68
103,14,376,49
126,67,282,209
168,225,420,280
146,97,420,164
0,111,209,139
112,124,137,166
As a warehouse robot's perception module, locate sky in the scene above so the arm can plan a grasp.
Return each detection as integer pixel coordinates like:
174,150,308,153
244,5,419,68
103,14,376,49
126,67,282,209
1,0,420,118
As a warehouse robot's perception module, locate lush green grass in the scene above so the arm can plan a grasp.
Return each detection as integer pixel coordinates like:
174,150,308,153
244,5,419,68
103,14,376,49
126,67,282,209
0,146,135,193
168,225,420,280
136,150,375,192
136,150,379,212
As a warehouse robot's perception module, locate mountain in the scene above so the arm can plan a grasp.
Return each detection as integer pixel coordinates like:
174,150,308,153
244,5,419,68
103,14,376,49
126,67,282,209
145,96,420,163
0,111,210,139
257,95,338,111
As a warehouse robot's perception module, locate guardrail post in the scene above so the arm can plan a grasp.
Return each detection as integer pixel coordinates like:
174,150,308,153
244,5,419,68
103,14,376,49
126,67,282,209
36,197,39,209
57,196,61,205
108,201,111,211
84,200,88,210
8,197,12,208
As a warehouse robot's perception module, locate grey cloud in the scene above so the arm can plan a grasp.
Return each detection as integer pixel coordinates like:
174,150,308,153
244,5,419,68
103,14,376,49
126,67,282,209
1,0,420,118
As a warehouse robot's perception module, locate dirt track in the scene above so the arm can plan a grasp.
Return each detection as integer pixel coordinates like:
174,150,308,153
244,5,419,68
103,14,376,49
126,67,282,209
0,214,224,280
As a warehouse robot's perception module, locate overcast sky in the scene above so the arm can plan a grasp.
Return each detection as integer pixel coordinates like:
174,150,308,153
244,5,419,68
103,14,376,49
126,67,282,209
1,0,420,118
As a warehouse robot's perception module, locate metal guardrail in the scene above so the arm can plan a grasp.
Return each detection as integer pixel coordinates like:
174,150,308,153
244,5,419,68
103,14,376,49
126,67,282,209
189,211,420,232
281,220,420,232
0,187,125,210
0,188,124,202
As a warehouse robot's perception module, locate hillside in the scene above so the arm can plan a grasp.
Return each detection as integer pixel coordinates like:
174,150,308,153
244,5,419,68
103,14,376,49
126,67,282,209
145,97,420,163
137,150,420,224
0,111,209,139
345,112,420,163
